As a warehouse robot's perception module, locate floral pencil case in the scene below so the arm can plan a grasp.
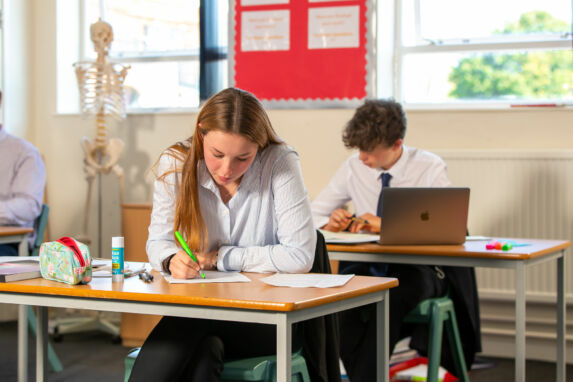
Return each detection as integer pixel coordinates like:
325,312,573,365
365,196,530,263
39,237,92,285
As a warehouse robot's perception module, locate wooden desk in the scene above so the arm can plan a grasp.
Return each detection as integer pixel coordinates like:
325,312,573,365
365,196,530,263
0,271,398,382
0,226,33,382
327,238,571,382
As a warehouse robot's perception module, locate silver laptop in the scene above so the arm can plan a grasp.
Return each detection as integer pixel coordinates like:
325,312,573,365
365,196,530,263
379,187,469,245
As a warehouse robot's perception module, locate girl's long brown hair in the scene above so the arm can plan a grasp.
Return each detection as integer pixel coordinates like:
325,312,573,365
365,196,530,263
155,88,282,253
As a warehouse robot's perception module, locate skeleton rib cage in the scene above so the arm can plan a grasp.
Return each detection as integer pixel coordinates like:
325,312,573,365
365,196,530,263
75,62,129,118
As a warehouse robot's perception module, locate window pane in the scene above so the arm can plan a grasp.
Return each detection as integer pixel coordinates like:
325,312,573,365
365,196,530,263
104,0,199,56
123,61,200,109
402,0,571,45
402,50,573,103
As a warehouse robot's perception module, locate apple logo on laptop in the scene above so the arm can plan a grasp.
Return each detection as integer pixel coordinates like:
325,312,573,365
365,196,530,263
420,211,430,221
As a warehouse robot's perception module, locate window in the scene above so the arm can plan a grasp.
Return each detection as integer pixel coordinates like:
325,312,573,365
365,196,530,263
389,0,572,106
59,0,227,113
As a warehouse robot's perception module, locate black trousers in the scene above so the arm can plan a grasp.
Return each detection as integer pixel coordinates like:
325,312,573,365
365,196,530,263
129,316,276,382
339,263,447,382
0,243,19,256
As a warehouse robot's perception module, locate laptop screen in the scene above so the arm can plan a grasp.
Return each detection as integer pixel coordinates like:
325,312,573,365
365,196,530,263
380,187,470,245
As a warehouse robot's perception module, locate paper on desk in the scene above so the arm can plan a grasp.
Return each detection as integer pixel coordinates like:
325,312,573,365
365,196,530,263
261,273,354,288
465,236,491,241
92,261,148,278
0,256,39,264
319,229,379,244
163,270,251,284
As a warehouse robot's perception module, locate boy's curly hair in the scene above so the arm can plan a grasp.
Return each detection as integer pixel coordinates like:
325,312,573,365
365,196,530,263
342,99,406,151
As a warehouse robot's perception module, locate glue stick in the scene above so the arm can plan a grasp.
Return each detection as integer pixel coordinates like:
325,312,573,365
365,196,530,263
112,236,124,282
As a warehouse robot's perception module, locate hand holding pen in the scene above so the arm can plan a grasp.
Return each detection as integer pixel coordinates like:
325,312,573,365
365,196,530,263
347,213,381,234
172,231,206,279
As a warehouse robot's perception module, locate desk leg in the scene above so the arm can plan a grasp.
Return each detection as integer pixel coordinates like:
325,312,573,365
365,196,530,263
515,263,526,382
276,316,292,382
377,290,389,382
18,237,30,382
37,306,48,382
18,305,28,382
557,252,566,382
18,237,28,257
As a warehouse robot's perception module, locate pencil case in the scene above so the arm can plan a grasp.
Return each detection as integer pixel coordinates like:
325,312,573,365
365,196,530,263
39,237,92,285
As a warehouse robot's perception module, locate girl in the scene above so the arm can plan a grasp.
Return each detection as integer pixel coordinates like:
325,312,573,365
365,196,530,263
129,87,316,381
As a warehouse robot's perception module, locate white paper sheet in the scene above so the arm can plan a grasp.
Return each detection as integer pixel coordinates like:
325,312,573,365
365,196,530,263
465,236,491,241
319,229,379,244
92,261,148,278
163,271,252,284
0,256,39,264
241,10,290,52
308,6,359,49
260,273,354,288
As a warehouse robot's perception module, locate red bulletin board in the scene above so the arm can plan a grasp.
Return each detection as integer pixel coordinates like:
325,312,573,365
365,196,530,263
230,0,374,106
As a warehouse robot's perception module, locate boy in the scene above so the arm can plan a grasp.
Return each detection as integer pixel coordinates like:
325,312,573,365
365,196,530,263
312,99,480,381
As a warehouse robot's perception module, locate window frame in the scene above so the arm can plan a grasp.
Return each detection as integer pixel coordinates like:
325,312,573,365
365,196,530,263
390,0,573,108
78,0,227,112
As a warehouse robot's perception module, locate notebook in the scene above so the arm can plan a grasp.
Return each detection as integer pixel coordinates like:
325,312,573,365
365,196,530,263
0,260,41,282
379,187,469,245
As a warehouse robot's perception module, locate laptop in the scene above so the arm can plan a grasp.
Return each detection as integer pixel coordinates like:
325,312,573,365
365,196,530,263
379,187,469,245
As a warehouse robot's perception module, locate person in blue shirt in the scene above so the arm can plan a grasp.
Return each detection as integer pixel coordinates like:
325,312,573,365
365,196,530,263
0,91,46,256
130,87,317,381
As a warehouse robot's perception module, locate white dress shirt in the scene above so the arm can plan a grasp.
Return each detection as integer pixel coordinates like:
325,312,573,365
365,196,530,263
0,128,46,244
147,143,316,274
311,145,451,228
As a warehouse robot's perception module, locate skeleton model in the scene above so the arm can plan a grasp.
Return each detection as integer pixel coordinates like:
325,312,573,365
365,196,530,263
74,19,129,244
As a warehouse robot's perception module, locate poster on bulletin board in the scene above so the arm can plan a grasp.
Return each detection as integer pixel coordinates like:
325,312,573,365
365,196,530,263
229,0,375,108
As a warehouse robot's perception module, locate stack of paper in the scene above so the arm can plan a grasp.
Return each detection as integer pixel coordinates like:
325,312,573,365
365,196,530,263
319,229,379,244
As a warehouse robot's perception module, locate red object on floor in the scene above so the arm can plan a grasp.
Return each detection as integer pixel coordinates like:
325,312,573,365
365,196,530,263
389,356,460,381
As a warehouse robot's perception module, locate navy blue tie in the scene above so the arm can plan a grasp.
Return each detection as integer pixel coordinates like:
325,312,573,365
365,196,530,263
371,173,391,277
376,173,392,217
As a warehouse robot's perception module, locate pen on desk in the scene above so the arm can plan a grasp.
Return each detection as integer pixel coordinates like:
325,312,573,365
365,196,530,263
138,271,154,283
351,216,370,225
174,230,206,279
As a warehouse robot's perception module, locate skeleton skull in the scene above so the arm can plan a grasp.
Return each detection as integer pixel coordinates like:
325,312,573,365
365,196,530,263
90,19,114,55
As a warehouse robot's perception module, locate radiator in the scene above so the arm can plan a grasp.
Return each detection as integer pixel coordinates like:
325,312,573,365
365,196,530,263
436,150,573,301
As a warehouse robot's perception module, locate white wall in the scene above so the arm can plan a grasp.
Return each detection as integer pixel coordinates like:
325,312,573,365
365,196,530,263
5,0,573,359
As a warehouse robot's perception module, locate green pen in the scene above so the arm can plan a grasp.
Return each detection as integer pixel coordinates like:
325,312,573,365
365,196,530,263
175,230,206,279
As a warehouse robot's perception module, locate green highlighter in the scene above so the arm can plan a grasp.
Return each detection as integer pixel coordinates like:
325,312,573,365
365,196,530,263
175,230,206,279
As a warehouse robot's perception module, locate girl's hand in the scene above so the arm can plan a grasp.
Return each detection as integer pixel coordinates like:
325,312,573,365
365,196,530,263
196,250,218,270
169,250,201,279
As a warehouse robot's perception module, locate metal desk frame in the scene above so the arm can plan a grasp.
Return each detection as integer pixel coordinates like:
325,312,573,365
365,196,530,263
1,274,393,382
329,241,568,382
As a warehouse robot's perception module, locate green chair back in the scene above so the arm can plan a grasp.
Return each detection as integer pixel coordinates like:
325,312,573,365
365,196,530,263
26,204,62,372
31,204,49,257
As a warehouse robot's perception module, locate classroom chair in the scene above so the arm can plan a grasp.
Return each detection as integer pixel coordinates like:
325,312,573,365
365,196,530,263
25,204,63,372
402,295,469,382
123,346,311,382
30,204,50,257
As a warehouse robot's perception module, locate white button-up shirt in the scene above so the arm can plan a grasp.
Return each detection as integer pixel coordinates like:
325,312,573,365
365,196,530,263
147,143,316,274
311,145,451,228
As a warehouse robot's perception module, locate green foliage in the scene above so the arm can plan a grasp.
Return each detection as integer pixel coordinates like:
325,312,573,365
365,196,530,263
499,11,569,34
448,11,573,99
